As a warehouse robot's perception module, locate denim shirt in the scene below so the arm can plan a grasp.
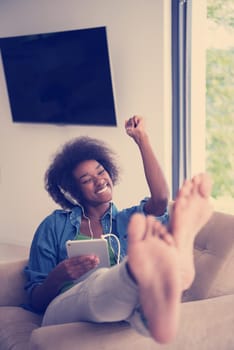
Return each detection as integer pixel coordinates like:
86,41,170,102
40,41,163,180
24,198,169,301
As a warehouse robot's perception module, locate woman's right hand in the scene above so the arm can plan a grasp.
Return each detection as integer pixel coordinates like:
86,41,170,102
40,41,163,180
54,255,100,281
30,255,99,313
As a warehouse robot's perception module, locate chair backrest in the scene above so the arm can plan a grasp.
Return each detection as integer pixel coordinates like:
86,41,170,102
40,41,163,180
183,211,234,302
1,211,234,306
0,259,29,306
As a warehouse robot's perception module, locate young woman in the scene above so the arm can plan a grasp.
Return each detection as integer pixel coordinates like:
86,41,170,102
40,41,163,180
24,116,213,344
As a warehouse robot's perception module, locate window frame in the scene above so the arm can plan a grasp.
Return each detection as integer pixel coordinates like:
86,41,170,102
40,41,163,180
171,0,192,198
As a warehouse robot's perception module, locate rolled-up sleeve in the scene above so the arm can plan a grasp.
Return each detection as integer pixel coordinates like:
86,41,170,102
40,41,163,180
137,197,170,225
24,213,60,298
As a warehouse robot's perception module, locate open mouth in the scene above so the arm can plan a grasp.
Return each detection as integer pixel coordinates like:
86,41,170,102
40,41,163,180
96,184,109,194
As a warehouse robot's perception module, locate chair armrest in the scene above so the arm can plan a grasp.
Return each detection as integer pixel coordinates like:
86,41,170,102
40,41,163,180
30,321,160,350
183,211,234,301
29,295,234,350
0,259,29,306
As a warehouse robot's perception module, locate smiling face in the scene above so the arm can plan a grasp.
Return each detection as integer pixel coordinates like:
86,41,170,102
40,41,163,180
73,159,113,207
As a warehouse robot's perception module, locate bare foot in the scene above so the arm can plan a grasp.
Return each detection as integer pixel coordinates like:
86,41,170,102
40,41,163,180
170,173,213,290
127,213,181,344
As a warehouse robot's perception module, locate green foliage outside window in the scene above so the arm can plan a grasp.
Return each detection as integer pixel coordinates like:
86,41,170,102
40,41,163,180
206,0,234,198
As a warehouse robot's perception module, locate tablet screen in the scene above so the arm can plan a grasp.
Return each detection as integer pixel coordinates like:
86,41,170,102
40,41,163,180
66,239,110,268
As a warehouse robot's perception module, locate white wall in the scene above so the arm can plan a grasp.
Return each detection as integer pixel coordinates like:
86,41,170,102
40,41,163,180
0,0,171,246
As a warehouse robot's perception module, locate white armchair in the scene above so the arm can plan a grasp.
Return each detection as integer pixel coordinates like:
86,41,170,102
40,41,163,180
0,211,234,350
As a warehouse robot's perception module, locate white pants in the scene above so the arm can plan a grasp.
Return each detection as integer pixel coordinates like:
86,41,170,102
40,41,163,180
42,259,149,336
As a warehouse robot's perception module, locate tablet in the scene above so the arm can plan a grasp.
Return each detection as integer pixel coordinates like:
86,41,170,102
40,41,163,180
66,239,110,268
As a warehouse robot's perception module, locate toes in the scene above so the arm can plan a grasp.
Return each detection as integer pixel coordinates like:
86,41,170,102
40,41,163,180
128,214,174,247
192,173,212,198
146,217,167,239
153,220,166,236
128,213,147,243
163,233,174,245
176,179,193,200
157,225,174,245
175,173,211,206
152,220,174,245
199,173,212,198
145,216,159,238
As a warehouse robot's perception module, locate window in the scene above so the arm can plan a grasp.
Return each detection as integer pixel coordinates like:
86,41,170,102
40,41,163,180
172,0,234,214
206,0,234,213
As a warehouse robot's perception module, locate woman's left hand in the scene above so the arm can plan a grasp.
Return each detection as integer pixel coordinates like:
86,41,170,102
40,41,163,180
125,116,147,143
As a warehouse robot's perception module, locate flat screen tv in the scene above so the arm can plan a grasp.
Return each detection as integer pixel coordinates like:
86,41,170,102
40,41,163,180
0,26,117,126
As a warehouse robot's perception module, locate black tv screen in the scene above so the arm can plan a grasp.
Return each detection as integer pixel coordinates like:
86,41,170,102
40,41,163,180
0,26,117,126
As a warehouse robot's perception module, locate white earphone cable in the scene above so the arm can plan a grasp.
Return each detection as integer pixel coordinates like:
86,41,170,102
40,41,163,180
83,203,121,264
